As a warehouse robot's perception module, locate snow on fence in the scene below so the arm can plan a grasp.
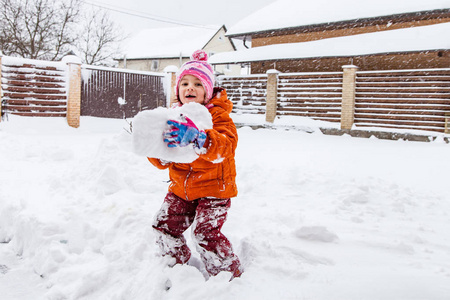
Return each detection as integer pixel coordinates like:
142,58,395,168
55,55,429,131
2,53,449,134
0,54,169,127
216,74,267,114
81,65,166,119
217,68,450,134
277,72,343,123
1,56,68,117
354,69,450,133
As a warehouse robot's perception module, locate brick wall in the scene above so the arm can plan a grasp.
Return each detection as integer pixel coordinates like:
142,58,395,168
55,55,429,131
252,17,450,47
0,52,2,120
341,66,358,130
265,70,279,122
66,58,82,128
247,14,450,73
250,50,450,73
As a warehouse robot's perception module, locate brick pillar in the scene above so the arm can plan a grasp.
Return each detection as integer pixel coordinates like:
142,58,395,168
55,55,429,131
341,65,358,130
266,69,279,123
63,55,82,128
445,113,450,134
169,71,177,107
163,65,178,107
0,51,3,122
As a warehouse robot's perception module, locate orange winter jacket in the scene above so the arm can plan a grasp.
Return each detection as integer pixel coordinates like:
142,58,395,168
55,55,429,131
148,88,238,201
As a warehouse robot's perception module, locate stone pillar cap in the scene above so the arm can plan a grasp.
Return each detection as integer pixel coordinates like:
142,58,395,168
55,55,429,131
164,65,178,73
62,54,82,64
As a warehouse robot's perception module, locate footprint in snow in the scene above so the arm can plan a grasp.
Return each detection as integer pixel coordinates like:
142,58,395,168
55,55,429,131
0,265,9,274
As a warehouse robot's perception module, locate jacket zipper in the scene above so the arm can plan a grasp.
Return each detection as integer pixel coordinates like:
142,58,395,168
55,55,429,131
220,163,225,191
184,166,192,201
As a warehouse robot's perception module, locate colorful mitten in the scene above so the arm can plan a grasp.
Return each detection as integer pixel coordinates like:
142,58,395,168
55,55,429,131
163,115,207,149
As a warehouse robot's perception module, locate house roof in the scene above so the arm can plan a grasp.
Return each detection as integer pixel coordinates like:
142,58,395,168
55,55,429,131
209,22,450,64
227,0,450,37
121,25,224,60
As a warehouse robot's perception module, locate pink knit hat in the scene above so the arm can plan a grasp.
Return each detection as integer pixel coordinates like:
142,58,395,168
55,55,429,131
176,50,215,101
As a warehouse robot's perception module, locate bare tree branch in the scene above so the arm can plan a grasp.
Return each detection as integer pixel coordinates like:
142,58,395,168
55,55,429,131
76,8,125,66
0,0,123,64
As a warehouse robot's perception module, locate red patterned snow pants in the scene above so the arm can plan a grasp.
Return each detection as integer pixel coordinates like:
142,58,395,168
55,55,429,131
153,192,241,277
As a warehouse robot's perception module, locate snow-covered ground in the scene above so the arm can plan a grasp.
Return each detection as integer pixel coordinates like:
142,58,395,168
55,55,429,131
0,115,449,300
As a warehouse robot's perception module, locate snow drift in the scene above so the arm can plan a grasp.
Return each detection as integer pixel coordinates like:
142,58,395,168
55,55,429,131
0,115,449,300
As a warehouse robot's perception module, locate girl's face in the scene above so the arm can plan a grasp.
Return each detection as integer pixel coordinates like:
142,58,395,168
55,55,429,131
178,75,206,104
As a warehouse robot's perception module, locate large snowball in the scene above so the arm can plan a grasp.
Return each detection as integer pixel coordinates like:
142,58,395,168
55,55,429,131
132,102,213,163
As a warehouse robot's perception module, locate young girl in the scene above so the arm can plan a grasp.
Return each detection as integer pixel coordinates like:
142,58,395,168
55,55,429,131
148,50,242,280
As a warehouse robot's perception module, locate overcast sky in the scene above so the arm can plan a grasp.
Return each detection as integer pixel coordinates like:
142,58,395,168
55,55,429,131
84,0,277,36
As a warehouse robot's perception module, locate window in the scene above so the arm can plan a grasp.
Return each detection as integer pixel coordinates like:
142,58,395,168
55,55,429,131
151,60,159,71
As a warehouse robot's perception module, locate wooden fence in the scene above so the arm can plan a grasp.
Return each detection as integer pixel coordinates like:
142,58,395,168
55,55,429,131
217,74,267,114
0,54,168,126
277,72,343,123
2,54,449,134
217,68,450,133
354,69,450,132
1,56,67,117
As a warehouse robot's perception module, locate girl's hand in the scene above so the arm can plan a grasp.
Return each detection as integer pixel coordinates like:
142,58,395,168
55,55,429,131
163,115,207,149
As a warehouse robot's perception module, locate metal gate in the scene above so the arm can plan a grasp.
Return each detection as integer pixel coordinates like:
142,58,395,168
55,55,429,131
81,66,167,119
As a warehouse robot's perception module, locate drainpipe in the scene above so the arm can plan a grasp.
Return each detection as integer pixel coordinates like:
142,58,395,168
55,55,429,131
243,36,249,49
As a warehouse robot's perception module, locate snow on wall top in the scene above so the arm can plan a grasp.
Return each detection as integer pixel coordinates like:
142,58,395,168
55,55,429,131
2,55,67,70
121,25,222,60
227,0,450,36
209,22,450,64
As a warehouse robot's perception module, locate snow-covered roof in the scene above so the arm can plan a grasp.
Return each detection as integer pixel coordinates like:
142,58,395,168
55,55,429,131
209,22,450,64
121,25,223,60
227,0,450,36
